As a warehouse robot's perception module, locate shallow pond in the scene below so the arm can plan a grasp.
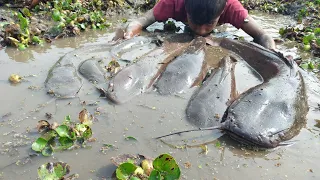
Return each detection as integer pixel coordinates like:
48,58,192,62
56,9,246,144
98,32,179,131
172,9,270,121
0,11,320,180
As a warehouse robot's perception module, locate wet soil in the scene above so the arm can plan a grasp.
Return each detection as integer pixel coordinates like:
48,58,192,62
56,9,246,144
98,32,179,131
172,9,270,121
0,12,320,180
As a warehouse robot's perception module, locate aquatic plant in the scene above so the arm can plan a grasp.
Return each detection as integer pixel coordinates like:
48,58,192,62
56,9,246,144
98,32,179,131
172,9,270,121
32,0,111,37
31,109,93,156
113,153,181,180
4,8,43,51
3,0,113,50
242,0,320,58
37,162,79,180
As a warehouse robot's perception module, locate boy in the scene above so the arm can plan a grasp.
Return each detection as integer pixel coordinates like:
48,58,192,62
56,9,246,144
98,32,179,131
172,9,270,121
113,0,275,50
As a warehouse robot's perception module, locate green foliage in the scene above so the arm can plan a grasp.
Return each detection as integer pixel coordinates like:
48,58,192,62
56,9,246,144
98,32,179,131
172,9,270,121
116,163,138,180
150,154,180,180
35,0,110,33
37,162,74,180
5,0,111,50
32,110,94,157
115,154,180,180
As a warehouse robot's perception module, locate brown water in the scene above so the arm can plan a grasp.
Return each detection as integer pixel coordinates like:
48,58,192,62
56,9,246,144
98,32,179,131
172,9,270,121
1,12,320,180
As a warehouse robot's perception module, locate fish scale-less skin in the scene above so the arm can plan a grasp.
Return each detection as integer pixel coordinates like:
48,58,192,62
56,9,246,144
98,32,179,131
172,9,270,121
186,54,263,128
219,39,308,148
155,36,207,95
45,65,82,98
78,59,106,84
45,42,115,98
106,34,193,104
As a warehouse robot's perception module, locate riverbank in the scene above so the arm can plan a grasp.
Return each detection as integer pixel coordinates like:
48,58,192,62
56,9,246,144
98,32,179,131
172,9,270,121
242,0,320,58
0,0,157,50
0,0,319,58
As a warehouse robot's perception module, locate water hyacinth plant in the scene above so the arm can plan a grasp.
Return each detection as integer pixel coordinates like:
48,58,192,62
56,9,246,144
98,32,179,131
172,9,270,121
31,109,94,156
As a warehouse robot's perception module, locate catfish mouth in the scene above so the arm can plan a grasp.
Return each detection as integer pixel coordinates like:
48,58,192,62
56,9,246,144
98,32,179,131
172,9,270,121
223,129,279,149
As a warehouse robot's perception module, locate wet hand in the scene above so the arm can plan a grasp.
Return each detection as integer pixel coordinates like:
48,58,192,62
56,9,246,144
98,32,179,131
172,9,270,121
112,22,142,41
124,22,143,39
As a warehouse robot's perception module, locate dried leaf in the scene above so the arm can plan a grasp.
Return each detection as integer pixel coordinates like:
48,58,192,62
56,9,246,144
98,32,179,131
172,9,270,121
78,109,93,126
200,145,208,155
106,59,120,74
37,120,51,133
314,119,320,128
184,162,191,169
8,74,22,84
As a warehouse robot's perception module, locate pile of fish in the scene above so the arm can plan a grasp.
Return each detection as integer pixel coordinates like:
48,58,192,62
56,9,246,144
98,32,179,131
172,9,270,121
45,33,309,148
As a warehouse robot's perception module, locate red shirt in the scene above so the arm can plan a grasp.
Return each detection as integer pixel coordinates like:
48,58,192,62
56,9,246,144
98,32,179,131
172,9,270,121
153,0,248,29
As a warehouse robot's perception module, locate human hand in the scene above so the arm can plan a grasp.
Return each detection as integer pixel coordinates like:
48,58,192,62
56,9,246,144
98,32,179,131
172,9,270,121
112,21,143,41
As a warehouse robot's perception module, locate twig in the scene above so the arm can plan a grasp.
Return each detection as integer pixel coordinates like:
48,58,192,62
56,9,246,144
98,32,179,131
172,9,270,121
154,126,222,139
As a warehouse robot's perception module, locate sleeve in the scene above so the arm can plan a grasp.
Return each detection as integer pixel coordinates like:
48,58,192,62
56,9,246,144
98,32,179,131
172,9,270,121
219,0,248,29
153,0,176,22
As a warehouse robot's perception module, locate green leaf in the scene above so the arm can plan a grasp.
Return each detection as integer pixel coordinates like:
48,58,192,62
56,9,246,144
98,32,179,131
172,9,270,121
70,13,77,20
314,28,320,36
22,7,32,17
42,130,58,141
300,62,308,70
32,36,42,44
59,137,74,148
103,144,115,148
303,44,311,51
18,43,27,51
121,18,128,23
303,34,315,45
17,12,29,32
64,115,71,124
116,162,137,180
308,62,315,70
75,123,86,133
76,124,92,140
54,163,68,178
215,141,221,148
57,22,65,29
52,9,61,22
79,23,85,30
152,154,180,180
82,126,92,140
316,38,320,46
42,145,54,156
32,130,56,152
38,162,70,180
125,136,137,141
149,170,161,180
55,125,71,138
32,138,48,152
33,5,40,12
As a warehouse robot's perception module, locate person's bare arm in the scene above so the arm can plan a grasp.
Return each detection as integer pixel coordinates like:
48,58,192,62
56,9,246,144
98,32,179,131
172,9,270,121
240,16,276,50
113,9,156,40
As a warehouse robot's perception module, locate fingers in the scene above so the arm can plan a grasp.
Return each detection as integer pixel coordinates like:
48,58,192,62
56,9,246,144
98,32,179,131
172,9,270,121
124,31,134,39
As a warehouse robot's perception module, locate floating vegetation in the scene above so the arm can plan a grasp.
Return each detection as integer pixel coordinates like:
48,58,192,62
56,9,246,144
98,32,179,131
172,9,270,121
4,9,42,51
31,109,94,156
2,0,112,50
37,162,79,180
112,153,181,180
8,74,22,84
242,0,320,58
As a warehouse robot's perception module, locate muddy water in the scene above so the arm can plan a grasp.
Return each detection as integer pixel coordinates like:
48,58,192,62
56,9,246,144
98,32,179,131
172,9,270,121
1,12,320,180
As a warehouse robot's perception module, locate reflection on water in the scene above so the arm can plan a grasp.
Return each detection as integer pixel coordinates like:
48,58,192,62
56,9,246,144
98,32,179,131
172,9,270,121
0,11,320,180
2,29,113,62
